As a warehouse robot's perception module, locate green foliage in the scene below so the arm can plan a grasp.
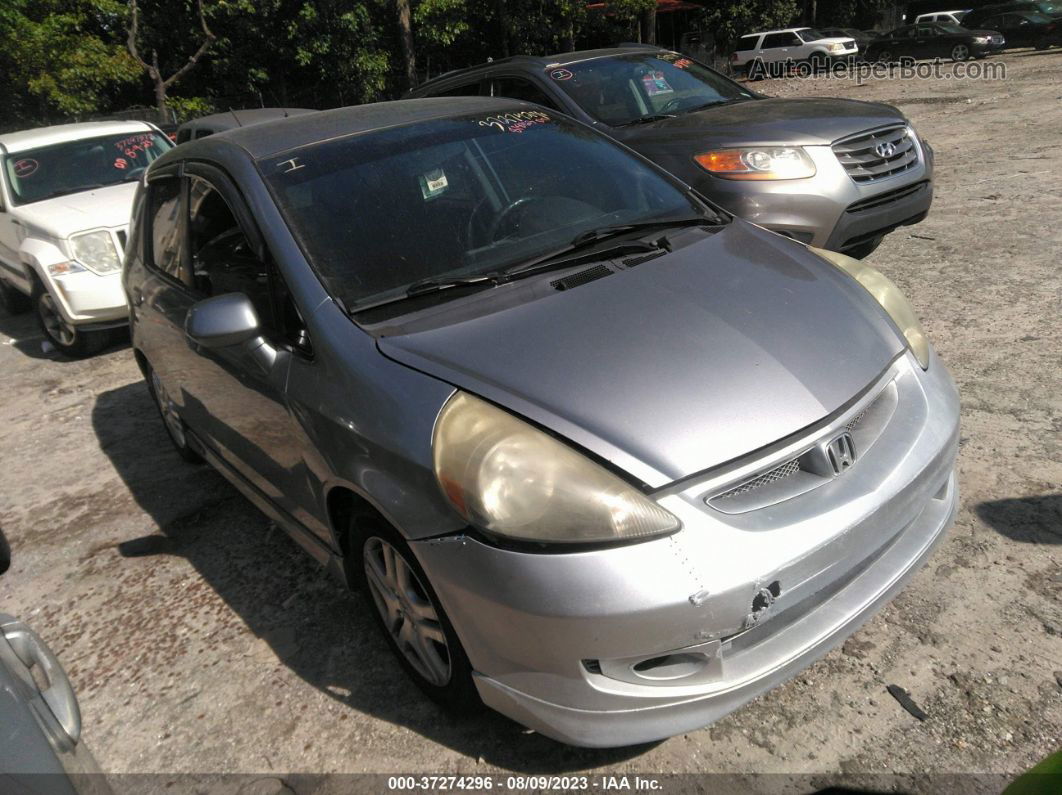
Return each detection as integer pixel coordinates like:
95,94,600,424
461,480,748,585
166,95,216,122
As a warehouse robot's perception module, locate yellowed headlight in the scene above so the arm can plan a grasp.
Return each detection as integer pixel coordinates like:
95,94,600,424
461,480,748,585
810,246,930,369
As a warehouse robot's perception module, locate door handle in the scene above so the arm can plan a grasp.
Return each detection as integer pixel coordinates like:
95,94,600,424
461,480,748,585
2,619,82,747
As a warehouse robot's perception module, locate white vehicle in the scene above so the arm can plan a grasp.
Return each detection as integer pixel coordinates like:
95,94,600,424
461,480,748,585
0,122,172,356
915,10,972,24
732,27,860,72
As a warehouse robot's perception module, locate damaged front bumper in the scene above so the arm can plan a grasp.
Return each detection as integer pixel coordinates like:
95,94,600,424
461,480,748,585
412,350,960,747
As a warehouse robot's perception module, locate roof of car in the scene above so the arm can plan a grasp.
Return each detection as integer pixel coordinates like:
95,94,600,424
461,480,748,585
0,120,155,154
413,46,666,91
177,107,316,134
172,97,538,160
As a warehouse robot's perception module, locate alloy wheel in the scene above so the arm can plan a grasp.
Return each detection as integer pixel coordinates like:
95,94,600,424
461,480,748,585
38,293,76,347
952,44,969,61
363,536,451,687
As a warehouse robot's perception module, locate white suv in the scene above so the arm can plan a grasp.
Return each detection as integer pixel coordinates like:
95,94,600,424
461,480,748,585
0,122,172,356
915,10,971,24
732,28,860,74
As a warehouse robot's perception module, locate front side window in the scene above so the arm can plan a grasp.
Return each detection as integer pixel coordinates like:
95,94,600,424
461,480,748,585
3,131,171,206
546,53,753,126
261,111,714,313
188,177,275,330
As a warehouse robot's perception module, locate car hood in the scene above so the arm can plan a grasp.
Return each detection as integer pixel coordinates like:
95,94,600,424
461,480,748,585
612,97,907,150
13,181,137,240
379,221,905,488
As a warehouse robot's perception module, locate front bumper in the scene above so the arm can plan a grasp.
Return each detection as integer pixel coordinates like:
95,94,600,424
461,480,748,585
696,136,934,252
47,271,128,327
413,351,960,747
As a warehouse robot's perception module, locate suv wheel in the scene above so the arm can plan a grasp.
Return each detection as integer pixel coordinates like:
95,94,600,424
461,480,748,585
34,285,108,357
355,520,477,710
147,366,203,463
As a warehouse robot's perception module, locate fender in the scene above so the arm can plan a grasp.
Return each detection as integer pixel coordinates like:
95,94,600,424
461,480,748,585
16,237,69,290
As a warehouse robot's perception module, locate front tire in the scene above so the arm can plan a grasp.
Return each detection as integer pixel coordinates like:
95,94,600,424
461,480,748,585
146,365,203,463
876,49,894,63
354,519,477,711
34,286,108,357
951,44,970,61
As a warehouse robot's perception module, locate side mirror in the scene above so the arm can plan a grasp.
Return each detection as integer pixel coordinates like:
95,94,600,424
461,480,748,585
0,527,10,576
186,292,262,349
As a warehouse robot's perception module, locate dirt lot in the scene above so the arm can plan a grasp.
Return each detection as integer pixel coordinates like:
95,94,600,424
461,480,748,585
1,50,1060,793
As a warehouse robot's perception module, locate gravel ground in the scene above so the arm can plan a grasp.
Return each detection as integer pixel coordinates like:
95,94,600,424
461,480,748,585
1,49,1060,794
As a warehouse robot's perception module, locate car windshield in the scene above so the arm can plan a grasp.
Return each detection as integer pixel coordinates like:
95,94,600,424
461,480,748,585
261,110,714,312
3,131,171,205
938,22,966,32
545,53,754,127
797,28,830,41
1025,12,1053,21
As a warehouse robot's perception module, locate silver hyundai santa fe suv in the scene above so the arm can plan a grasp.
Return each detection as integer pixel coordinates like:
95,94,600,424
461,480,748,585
123,98,959,747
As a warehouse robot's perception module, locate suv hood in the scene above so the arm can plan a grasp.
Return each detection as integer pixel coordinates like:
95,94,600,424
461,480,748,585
612,97,907,150
12,182,137,240
379,222,904,488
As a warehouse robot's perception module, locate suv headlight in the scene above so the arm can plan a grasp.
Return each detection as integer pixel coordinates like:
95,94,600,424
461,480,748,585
433,392,681,544
810,247,930,369
695,147,816,180
69,231,120,275
827,43,846,53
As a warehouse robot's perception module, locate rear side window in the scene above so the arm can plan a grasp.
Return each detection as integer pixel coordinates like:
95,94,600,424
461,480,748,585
434,82,481,97
148,178,183,280
490,77,559,110
762,32,800,48
737,35,760,51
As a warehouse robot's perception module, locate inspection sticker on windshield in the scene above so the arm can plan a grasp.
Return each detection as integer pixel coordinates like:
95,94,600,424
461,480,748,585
13,159,38,178
420,168,449,200
642,71,674,96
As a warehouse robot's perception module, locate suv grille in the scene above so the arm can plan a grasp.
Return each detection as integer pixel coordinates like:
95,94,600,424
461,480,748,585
832,125,919,183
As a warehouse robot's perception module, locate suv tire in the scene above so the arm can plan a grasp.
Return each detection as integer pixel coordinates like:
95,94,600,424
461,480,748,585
33,281,109,358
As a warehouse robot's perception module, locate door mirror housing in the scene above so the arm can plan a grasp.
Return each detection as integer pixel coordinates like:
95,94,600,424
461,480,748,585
186,292,262,349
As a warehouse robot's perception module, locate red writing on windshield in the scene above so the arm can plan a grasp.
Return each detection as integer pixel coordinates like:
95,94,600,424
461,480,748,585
114,134,156,160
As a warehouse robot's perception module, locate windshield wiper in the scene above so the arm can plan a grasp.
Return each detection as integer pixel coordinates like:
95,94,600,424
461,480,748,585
404,273,508,298
32,184,107,202
679,97,751,115
620,113,676,126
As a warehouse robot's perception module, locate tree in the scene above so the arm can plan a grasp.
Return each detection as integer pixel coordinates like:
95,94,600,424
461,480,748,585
395,0,417,90
127,0,216,119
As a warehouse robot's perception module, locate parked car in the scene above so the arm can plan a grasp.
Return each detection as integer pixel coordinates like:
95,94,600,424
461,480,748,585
175,108,316,144
974,10,1061,45
914,9,973,23
962,0,1062,27
124,98,960,748
0,527,110,792
818,26,878,51
0,122,172,355
865,22,1006,61
411,47,934,258
732,27,860,71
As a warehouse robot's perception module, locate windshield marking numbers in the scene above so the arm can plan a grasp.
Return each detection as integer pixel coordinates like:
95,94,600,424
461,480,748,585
477,110,552,134
278,157,305,173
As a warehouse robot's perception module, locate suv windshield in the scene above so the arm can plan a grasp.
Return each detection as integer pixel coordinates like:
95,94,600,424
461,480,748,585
3,131,171,205
261,110,715,312
796,29,830,41
545,53,754,127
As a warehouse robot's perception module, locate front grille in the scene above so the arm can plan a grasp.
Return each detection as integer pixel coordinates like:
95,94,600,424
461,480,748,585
845,180,929,214
833,125,919,183
714,459,801,504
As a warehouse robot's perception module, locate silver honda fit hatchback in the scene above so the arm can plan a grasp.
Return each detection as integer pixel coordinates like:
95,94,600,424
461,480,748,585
123,98,959,748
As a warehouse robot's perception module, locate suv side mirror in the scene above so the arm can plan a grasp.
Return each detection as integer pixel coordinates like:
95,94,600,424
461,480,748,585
186,292,262,348
185,292,278,372
0,527,10,576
